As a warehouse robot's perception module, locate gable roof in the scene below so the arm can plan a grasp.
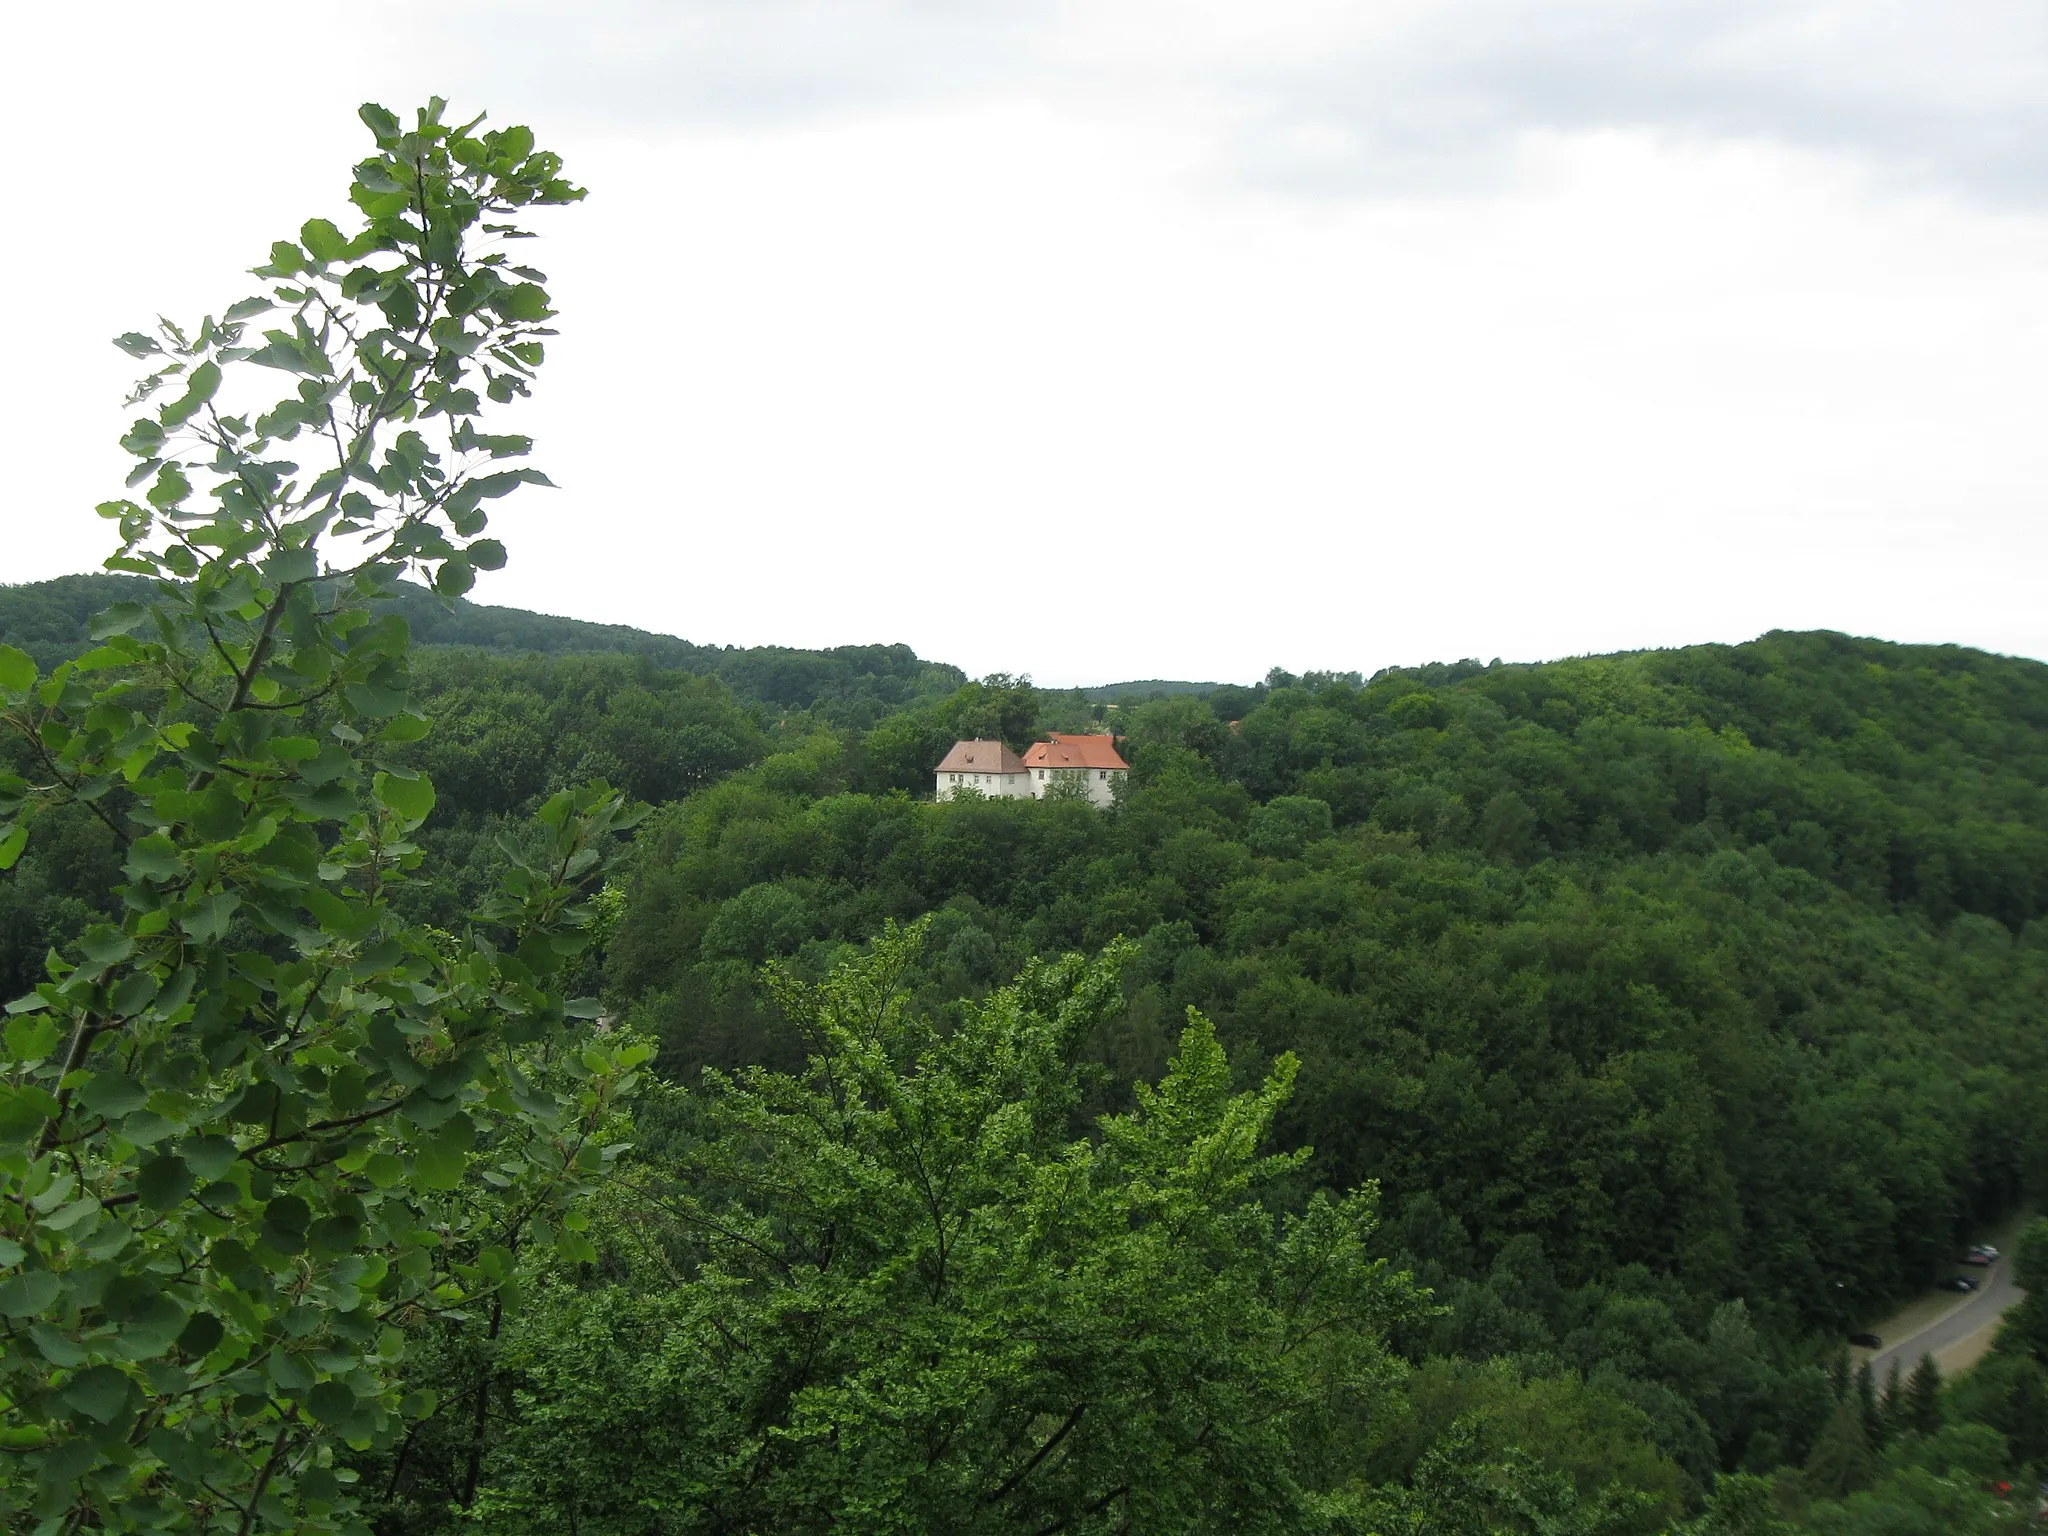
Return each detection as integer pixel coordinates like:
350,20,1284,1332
935,739,1030,775
1022,734,1128,771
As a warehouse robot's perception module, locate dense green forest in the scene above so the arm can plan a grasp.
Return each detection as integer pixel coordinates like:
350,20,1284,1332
7,564,2046,1532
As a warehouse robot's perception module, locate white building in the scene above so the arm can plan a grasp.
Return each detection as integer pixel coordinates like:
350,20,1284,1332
934,734,1130,808
1022,734,1129,808
934,739,1034,800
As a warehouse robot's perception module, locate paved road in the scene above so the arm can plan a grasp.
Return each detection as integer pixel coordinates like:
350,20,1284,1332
1869,1254,2023,1380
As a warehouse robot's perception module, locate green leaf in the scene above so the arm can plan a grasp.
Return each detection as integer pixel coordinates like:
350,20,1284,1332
307,1214,363,1258
359,102,403,143
3,1015,59,1063
183,1135,237,1182
124,835,184,883
300,217,350,262
261,1194,312,1254
138,1155,194,1212
466,538,508,571
0,823,25,872
61,1364,132,1423
158,359,221,428
0,644,35,697
434,556,475,597
178,892,241,946
175,1311,224,1357
119,418,165,456
41,1196,100,1232
306,1379,357,1424
414,1130,470,1190
247,332,330,375
0,1269,61,1318
88,601,148,639
79,927,135,964
113,332,163,359
374,771,436,823
264,546,318,587
147,461,192,510
498,283,552,321
28,1323,84,1367
109,970,160,1019
0,1083,59,1140
343,681,408,719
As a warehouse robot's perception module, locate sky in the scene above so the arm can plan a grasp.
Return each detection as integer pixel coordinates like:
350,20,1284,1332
5,1,2046,687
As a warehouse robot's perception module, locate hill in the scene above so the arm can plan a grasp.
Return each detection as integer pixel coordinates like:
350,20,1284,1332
0,572,965,720
574,626,2048,1509
1080,677,1228,702
8,568,2048,1520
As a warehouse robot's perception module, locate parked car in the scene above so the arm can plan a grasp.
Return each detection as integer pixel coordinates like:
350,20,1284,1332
1849,1332,1883,1348
1962,1250,1995,1266
1938,1276,1980,1292
1971,1244,2000,1261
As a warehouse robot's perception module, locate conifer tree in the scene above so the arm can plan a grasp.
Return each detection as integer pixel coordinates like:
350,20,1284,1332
1876,1357,1903,1441
1801,1395,1879,1499
1853,1359,1884,1448
2008,1217,2048,1365
1903,1353,1943,1437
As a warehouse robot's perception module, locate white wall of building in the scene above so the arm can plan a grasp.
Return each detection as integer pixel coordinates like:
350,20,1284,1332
935,770,1036,801
1027,767,1127,808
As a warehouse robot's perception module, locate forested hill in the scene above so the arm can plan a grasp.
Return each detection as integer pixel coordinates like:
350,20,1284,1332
579,626,2048,1517
7,566,2048,1522
0,573,967,719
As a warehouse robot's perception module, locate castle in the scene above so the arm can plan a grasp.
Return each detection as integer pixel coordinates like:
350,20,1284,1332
934,734,1129,809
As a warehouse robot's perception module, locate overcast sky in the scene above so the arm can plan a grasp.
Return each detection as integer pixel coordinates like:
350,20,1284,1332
6,2,2046,686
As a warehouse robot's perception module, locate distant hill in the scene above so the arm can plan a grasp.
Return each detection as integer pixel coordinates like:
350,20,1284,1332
0,573,966,717
1079,679,1228,702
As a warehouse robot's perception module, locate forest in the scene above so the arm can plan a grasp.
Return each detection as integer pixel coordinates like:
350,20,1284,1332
1,101,2043,1535
9,565,2048,1532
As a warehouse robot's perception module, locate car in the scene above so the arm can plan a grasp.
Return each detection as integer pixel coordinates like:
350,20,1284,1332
1971,1244,2000,1261
1962,1251,1994,1266
1938,1276,1980,1292
1849,1332,1883,1348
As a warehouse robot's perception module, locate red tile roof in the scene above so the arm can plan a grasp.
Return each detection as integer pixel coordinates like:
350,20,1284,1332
935,740,1030,775
1022,734,1128,771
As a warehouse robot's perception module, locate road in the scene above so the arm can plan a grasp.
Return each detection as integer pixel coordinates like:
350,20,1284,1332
1866,1252,2024,1381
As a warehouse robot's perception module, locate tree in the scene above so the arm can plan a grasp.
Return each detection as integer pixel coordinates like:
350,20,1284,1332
2002,1216,2048,1364
458,923,1426,1533
1681,1472,1793,1536
1802,1395,1879,1499
1246,795,1334,859
1877,1357,1903,1442
1949,1349,2048,1466
0,100,651,1532
1853,1359,1884,1448
1902,1354,1943,1437
1363,1416,1660,1536
1040,768,1097,803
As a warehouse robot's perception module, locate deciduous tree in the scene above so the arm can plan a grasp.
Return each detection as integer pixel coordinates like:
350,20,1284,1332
0,99,648,1532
